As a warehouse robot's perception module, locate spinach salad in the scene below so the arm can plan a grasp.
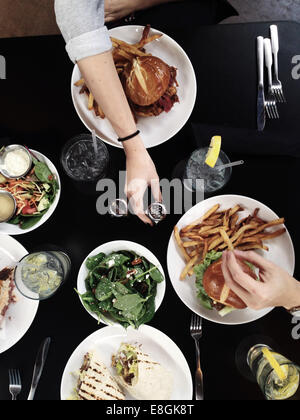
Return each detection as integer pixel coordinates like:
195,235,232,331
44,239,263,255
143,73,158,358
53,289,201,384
78,250,165,328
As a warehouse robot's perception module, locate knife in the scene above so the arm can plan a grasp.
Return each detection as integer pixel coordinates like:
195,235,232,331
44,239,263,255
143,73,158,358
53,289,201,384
27,337,51,400
257,36,266,131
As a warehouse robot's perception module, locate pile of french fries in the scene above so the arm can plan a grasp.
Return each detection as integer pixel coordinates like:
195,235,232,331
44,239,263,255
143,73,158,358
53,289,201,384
174,204,286,280
74,25,162,121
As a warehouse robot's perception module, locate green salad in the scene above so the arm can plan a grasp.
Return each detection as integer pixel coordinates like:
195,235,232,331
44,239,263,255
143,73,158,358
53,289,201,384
77,250,165,328
0,156,59,230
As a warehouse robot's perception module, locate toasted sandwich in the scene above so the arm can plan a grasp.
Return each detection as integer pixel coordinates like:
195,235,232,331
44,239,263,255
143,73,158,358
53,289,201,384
77,352,125,401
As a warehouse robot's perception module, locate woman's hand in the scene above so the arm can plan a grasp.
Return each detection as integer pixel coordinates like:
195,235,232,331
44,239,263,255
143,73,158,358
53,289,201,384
221,250,300,310
105,0,139,23
125,142,162,225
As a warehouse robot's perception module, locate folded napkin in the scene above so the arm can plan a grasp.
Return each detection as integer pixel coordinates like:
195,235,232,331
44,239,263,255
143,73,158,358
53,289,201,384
192,123,300,158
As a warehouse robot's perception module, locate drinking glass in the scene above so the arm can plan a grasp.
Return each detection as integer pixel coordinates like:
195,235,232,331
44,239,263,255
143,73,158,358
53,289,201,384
61,134,109,184
183,147,232,194
14,251,71,300
247,344,300,400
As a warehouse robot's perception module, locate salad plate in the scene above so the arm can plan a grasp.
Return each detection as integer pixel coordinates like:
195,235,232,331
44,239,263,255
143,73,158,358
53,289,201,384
77,240,166,328
0,150,61,235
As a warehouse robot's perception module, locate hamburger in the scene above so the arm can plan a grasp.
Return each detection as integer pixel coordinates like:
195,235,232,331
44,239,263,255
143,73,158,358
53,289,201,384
123,55,179,117
194,251,257,316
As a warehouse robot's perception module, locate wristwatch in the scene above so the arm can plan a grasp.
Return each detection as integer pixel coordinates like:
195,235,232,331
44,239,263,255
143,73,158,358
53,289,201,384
288,306,300,317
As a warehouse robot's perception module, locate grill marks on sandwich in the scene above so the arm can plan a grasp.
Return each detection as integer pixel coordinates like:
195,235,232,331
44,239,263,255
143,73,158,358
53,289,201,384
77,353,125,401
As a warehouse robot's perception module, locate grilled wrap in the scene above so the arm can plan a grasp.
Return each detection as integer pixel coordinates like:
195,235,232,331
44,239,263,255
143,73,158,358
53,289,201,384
112,343,173,400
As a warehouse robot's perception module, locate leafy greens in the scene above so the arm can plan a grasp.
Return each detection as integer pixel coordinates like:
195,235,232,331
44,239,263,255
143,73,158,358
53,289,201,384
78,250,164,328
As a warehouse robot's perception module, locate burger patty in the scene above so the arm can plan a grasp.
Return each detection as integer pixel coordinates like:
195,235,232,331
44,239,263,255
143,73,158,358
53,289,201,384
130,66,179,117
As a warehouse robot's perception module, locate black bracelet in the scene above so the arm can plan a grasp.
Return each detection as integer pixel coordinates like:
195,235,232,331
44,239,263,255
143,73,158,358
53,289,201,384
118,130,140,142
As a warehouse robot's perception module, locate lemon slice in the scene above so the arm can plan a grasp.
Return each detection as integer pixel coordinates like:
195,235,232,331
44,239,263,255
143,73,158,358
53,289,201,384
262,348,287,381
205,136,222,168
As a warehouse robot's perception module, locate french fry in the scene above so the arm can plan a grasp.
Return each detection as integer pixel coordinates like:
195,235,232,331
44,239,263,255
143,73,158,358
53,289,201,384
256,228,286,240
176,203,285,281
180,255,198,280
135,33,163,49
74,78,85,87
182,241,201,248
181,204,220,233
174,226,190,262
245,218,285,237
220,229,234,251
111,38,149,57
87,92,94,110
97,105,105,119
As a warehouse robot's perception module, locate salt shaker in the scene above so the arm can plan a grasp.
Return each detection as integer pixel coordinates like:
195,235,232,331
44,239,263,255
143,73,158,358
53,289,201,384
146,202,167,225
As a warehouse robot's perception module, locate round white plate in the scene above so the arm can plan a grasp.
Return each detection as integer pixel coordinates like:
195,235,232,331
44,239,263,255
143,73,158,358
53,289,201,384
60,324,193,400
0,150,61,235
77,240,166,326
167,194,295,325
71,25,197,149
0,235,39,353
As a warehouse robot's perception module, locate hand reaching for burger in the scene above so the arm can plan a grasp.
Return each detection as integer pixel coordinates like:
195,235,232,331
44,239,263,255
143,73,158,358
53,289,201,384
221,250,300,311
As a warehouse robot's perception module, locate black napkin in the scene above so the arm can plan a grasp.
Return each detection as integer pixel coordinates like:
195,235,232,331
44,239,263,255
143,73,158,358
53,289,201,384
192,123,300,158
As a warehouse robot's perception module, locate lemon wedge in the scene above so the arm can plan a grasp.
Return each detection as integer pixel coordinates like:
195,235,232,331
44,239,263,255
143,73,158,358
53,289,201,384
205,136,222,168
262,348,287,381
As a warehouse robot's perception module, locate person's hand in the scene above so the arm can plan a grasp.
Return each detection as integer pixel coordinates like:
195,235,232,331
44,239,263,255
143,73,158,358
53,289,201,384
105,0,140,23
125,148,162,225
221,250,300,310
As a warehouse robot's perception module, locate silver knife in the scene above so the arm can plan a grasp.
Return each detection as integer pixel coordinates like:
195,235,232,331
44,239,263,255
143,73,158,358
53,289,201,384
257,36,266,131
27,337,51,400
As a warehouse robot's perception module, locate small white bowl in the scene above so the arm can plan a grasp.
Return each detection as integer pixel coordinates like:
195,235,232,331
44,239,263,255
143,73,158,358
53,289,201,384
0,150,61,235
77,240,166,327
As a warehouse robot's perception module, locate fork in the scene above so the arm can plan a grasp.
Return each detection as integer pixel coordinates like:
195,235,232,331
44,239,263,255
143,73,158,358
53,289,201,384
8,369,22,400
190,313,204,400
270,25,286,103
264,38,279,119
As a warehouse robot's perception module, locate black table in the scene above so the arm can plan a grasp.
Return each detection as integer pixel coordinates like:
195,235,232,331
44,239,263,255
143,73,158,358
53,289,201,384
0,21,300,403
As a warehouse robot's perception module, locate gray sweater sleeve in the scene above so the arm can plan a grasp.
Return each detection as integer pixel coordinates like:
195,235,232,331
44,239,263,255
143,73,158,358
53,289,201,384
55,0,112,63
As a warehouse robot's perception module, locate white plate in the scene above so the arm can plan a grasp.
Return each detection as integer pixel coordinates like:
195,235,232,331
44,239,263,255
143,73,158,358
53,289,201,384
0,150,61,235
71,25,197,149
167,194,295,325
77,240,166,326
0,235,39,353
60,324,193,400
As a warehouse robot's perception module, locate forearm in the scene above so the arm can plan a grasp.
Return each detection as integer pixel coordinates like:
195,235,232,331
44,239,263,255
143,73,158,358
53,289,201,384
78,51,146,155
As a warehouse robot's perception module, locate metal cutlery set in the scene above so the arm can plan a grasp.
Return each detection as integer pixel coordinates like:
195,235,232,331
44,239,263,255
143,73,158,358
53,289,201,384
257,25,286,131
8,337,51,401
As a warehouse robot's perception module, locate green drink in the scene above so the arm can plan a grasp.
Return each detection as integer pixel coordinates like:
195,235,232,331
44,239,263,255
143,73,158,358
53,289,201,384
247,345,300,400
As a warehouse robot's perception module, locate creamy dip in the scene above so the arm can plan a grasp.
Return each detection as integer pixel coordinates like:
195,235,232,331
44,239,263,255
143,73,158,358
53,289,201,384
0,194,15,222
4,148,31,177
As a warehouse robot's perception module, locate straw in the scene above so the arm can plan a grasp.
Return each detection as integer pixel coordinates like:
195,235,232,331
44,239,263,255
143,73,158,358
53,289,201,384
92,130,98,157
215,160,244,170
